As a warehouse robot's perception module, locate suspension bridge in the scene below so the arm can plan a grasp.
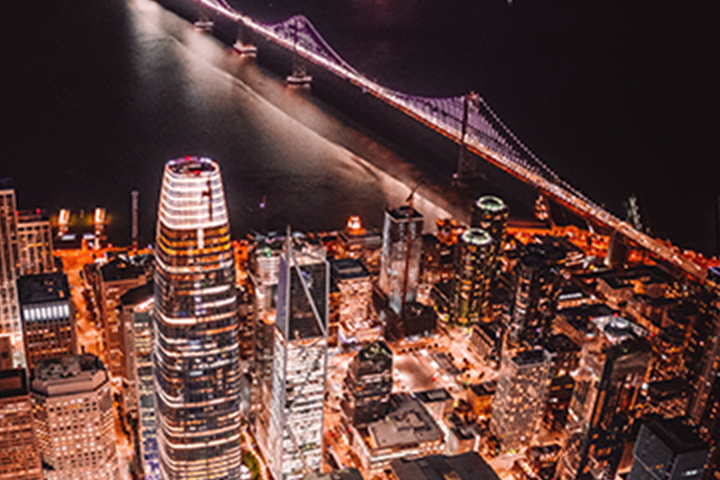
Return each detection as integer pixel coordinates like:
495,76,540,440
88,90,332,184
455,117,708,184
181,0,706,282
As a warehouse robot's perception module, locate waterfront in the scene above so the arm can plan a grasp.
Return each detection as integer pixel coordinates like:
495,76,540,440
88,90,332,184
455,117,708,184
3,0,716,254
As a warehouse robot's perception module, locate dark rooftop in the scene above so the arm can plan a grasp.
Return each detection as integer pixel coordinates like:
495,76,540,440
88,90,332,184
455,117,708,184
390,452,500,480
387,205,423,221
120,281,154,307
542,333,580,355
512,348,548,366
415,388,452,404
0,368,28,399
469,380,497,397
331,258,370,281
641,415,707,455
100,255,150,283
17,271,70,305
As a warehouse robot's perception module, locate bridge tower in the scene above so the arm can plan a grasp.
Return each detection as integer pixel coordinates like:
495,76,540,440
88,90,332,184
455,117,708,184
455,92,480,183
286,17,312,86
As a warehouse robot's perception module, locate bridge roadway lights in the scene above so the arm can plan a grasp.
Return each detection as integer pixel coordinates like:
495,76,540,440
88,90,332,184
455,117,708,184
233,41,257,57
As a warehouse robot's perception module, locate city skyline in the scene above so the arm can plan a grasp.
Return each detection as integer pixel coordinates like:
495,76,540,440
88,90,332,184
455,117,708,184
0,1,718,480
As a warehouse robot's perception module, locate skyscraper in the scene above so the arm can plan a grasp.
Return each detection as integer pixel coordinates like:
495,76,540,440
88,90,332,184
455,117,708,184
508,243,564,347
0,368,42,480
17,271,76,371
451,228,492,324
490,348,551,453
263,233,328,480
628,416,708,480
153,157,242,480
0,179,21,361
31,355,120,480
558,316,651,480
471,195,508,273
378,206,423,315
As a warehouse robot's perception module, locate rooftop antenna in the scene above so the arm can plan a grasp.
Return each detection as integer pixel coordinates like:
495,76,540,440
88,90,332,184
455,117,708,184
131,190,139,252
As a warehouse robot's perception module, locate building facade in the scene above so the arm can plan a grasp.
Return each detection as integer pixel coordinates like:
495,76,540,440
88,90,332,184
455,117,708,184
31,355,120,480
0,368,42,480
153,157,242,480
17,271,76,371
378,206,423,315
16,211,55,276
0,179,21,360
342,340,393,427
451,228,492,324
491,348,551,453
264,234,328,480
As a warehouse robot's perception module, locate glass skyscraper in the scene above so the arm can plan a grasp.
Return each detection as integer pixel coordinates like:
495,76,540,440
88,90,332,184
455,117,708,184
153,157,242,480
263,233,328,480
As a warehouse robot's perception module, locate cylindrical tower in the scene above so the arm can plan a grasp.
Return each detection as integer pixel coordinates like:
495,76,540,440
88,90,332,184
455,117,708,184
471,195,508,262
452,228,492,325
153,157,241,480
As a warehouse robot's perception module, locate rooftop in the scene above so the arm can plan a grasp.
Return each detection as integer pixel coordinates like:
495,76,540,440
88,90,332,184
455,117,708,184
32,355,108,397
640,415,707,455
475,196,507,213
367,394,443,449
391,452,500,480
167,156,218,175
0,368,28,399
332,258,370,281
387,205,424,221
17,271,70,305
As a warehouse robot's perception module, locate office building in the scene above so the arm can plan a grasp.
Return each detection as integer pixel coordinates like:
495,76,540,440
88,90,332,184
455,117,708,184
452,228,492,324
0,368,42,480
16,211,55,276
558,316,651,480
628,416,708,480
0,336,11,370
508,243,564,347
96,254,150,381
471,196,508,277
351,394,445,480
249,234,283,432
0,179,21,359
378,205,423,315
153,157,242,480
491,348,551,452
119,283,159,480
263,234,328,480
17,271,76,371
342,340,393,427
30,355,120,480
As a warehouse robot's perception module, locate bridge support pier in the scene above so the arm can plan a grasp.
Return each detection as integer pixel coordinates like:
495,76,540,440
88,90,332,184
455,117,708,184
233,21,257,57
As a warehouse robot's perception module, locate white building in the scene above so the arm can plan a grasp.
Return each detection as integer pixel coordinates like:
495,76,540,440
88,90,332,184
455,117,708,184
31,355,120,480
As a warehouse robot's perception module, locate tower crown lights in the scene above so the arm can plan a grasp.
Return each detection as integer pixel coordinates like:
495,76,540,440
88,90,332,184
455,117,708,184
158,156,228,230
476,195,506,212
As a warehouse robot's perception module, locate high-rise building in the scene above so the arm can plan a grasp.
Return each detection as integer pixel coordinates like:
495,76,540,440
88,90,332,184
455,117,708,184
263,233,328,480
16,211,55,276
17,271,76,370
341,340,393,427
249,234,283,434
0,179,21,360
153,157,242,480
558,316,651,480
628,416,708,480
0,368,42,480
378,206,423,315
96,255,150,381
31,355,120,480
471,195,508,275
451,228,492,324
490,348,551,452
120,283,159,480
508,243,564,347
